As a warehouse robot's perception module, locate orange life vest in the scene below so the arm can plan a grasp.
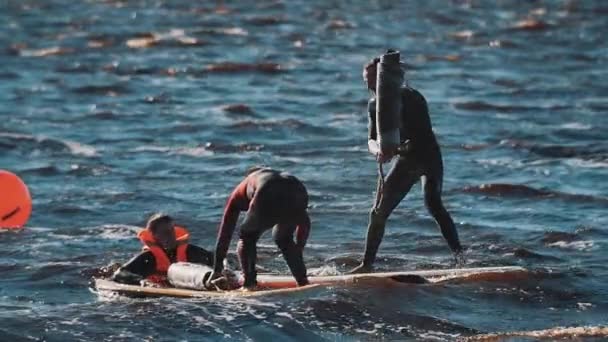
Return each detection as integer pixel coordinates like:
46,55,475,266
138,225,190,283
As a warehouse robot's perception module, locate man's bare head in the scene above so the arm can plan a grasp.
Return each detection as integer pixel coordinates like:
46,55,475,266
146,213,177,250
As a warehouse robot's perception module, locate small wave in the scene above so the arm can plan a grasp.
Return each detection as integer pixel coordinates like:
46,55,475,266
325,254,362,268
55,63,97,74
19,165,61,176
71,84,130,96
143,93,179,104
564,158,608,169
228,119,324,133
246,16,286,26
303,298,476,338
510,18,551,31
55,62,167,76
462,183,608,203
221,104,256,116
193,27,249,37
174,146,214,157
427,12,460,26
29,263,75,281
541,231,578,244
67,164,111,176
501,139,608,162
453,101,561,113
82,262,122,279
101,64,165,76
125,29,205,49
513,248,561,261
97,224,142,240
459,143,491,151
0,71,19,79
50,205,97,215
461,325,608,341
547,240,595,251
204,62,283,74
559,122,593,130
131,145,214,157
62,141,99,157
449,30,475,40
574,225,608,237
462,183,548,197
423,54,462,62
308,265,340,276
89,111,119,120
326,19,354,30
539,231,596,251
0,132,98,157
203,142,264,153
18,46,75,57
87,38,115,49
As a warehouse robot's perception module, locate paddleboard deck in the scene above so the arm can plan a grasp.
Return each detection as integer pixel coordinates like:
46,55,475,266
256,266,527,287
94,278,320,299
94,266,527,298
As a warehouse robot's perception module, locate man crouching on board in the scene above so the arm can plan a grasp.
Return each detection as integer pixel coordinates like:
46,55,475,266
206,167,311,290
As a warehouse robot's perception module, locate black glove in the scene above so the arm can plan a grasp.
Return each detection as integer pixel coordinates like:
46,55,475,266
112,269,144,285
396,140,412,156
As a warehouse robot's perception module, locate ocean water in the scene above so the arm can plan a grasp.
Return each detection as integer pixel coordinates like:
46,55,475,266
1,0,607,341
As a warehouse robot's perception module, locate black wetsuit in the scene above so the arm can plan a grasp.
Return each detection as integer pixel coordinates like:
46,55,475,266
212,168,310,288
361,86,462,268
112,245,214,284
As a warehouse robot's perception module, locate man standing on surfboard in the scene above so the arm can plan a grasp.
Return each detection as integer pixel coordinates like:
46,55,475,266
112,213,214,285
350,50,463,274
206,167,311,290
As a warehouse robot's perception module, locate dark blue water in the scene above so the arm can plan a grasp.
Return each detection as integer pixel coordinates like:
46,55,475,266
1,1,607,341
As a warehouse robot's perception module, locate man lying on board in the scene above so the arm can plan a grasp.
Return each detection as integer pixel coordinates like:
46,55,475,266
112,213,214,285
205,166,311,290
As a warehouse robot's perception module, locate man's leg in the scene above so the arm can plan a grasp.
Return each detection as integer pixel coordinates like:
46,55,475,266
237,229,261,289
237,206,270,289
422,175,462,254
273,223,309,286
351,158,421,273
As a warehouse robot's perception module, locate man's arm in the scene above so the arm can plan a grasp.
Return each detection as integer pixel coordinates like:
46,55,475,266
186,244,214,267
211,180,248,273
112,251,156,284
295,212,311,250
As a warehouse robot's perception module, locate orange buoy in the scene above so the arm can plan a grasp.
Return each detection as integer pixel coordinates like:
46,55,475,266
0,170,32,229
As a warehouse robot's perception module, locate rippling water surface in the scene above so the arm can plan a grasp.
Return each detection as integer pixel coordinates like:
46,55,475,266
1,0,607,340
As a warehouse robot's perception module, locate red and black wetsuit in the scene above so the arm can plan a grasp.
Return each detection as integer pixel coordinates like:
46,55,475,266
212,168,310,287
361,86,462,268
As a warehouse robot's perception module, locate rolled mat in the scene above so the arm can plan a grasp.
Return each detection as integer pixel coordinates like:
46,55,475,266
375,50,404,156
167,262,214,290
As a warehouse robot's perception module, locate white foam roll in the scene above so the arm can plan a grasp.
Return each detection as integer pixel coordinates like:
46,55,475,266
167,262,214,290
375,50,404,156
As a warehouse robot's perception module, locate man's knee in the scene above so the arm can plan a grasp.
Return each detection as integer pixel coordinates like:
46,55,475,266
424,189,445,213
426,202,445,219
274,236,294,252
370,207,389,223
239,229,259,244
